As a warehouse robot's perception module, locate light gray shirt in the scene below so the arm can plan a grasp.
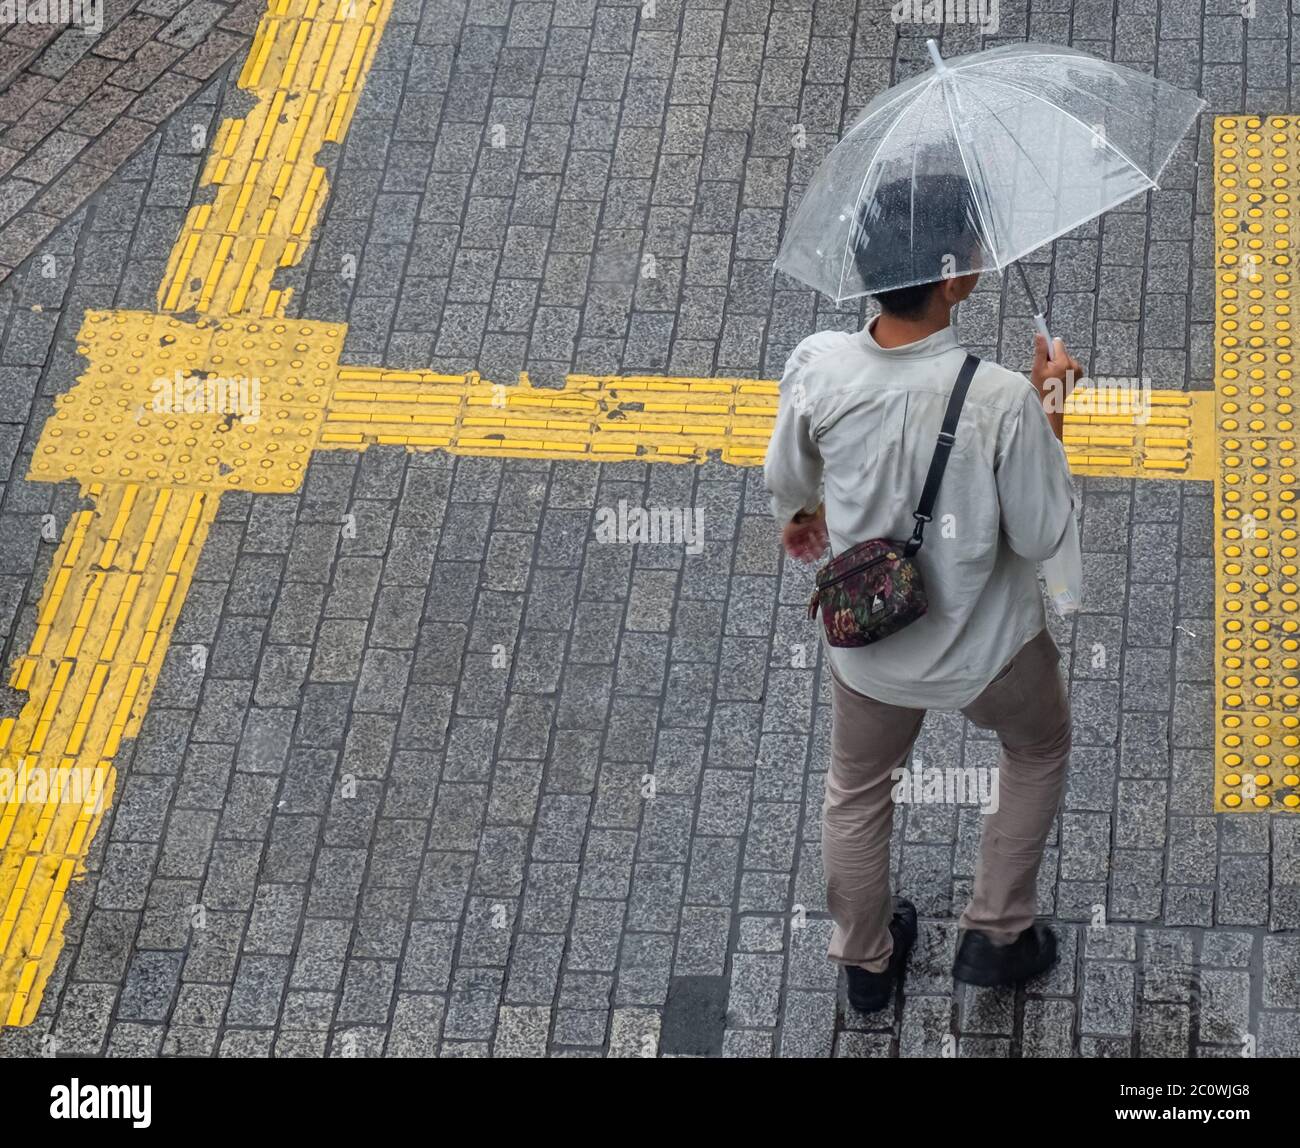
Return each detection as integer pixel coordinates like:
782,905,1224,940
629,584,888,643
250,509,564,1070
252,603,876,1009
765,321,1076,709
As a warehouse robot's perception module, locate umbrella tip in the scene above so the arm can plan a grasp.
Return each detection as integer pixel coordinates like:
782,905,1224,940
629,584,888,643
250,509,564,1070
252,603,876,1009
926,39,947,73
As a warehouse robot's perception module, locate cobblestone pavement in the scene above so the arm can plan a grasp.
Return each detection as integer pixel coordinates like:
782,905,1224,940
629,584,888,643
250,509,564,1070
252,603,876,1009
0,0,257,284
0,0,1299,1058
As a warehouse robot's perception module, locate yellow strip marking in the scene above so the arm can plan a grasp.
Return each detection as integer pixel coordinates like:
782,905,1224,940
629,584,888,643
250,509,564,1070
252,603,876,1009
157,0,394,318
231,238,267,312
197,233,234,310
311,22,341,89
282,21,311,86
291,168,324,235
309,371,1215,473
241,17,277,87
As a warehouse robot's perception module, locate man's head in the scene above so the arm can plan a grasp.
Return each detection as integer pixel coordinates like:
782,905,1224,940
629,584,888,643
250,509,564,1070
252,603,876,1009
852,173,986,319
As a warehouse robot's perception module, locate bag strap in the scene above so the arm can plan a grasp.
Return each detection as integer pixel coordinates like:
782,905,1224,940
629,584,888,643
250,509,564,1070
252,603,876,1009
903,352,980,557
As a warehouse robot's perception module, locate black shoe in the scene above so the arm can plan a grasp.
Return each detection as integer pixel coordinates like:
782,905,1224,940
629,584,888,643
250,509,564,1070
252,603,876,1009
844,898,918,1014
952,923,1058,987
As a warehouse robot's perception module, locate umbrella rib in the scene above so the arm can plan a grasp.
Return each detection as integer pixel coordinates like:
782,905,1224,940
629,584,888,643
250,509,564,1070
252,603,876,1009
900,82,938,296
943,47,1112,76
956,47,1191,117
981,67,1206,180
957,79,1056,203
834,79,936,303
975,73,1157,184
947,48,1202,165
908,117,921,285
932,74,1002,270
840,76,939,142
941,50,1203,150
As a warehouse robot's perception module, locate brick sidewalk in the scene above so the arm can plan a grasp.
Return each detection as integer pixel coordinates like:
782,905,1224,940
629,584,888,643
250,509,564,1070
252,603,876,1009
0,0,1297,1057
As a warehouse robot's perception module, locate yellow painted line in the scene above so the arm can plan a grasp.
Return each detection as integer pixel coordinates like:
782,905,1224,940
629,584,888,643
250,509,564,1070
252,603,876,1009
1213,115,1300,812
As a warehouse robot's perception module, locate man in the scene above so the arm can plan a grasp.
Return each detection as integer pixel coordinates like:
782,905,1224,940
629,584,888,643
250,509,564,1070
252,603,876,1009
765,174,1081,1013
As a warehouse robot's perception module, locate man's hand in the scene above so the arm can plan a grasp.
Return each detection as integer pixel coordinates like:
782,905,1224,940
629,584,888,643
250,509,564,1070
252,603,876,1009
782,504,828,564
1029,332,1081,441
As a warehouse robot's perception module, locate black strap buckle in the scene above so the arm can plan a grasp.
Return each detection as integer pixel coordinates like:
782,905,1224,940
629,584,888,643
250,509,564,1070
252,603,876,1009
903,512,930,557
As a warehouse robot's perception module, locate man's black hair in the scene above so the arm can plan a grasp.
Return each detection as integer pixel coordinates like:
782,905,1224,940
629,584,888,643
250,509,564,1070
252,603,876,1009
872,279,943,320
854,173,984,318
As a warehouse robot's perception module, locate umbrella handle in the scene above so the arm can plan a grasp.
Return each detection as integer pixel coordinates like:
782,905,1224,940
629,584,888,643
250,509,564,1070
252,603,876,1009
1012,263,1058,363
1033,312,1058,362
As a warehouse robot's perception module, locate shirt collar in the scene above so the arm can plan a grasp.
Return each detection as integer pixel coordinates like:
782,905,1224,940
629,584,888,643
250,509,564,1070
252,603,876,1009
860,318,960,358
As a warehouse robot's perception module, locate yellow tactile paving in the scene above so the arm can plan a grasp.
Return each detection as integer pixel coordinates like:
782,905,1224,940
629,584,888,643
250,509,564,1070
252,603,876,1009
0,484,216,1024
320,371,780,464
1062,388,1214,478
157,0,393,318
0,0,392,1027
31,311,339,492
1213,115,1300,812
316,367,1216,474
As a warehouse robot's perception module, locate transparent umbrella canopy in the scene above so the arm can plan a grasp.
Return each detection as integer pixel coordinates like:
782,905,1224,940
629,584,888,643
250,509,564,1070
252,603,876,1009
775,40,1205,332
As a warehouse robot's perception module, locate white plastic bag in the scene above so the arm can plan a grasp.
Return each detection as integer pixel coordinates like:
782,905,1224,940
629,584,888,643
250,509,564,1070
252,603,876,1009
1041,498,1083,617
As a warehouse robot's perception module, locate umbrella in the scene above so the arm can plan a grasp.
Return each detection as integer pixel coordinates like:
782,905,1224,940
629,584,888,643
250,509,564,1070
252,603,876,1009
774,39,1205,349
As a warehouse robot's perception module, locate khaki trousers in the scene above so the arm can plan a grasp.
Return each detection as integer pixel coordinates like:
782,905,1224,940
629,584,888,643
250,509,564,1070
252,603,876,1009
824,627,1071,972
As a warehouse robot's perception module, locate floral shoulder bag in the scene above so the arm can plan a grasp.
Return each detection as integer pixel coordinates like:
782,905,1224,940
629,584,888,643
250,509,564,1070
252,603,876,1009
808,353,979,647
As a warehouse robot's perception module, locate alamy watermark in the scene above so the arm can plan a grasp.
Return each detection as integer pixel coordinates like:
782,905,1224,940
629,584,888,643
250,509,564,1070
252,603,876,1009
0,0,103,33
593,499,705,554
891,0,999,35
1040,373,1153,424
892,759,1000,814
50,1079,150,1128
150,369,262,424
0,766,106,813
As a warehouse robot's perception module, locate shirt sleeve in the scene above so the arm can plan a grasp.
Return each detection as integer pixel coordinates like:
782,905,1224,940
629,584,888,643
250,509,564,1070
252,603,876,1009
995,384,1077,562
764,341,826,524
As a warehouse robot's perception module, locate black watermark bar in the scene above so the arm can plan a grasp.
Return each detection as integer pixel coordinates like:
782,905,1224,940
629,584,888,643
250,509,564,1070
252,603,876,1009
0,1054,1289,1133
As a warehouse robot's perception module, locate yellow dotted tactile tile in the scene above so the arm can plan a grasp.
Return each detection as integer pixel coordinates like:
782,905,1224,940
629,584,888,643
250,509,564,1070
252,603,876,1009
32,311,340,492
157,0,394,319
1214,115,1300,813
